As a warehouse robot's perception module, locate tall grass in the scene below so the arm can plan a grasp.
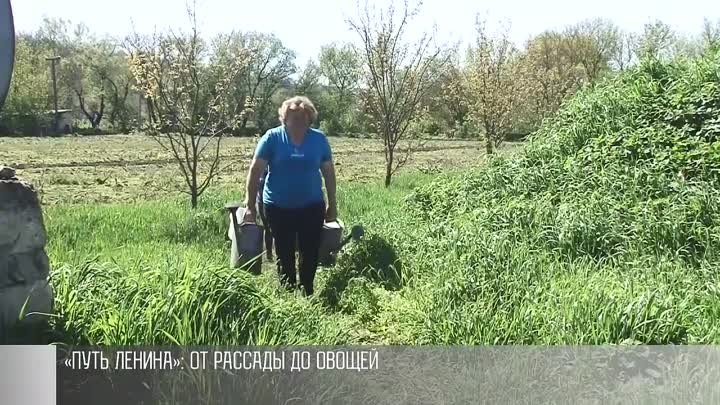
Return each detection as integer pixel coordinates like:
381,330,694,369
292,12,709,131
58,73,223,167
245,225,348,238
403,49,720,344
45,174,431,345
46,49,720,345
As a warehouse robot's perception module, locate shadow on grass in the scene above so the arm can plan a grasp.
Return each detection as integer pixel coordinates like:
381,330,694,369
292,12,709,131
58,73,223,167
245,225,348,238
319,233,403,309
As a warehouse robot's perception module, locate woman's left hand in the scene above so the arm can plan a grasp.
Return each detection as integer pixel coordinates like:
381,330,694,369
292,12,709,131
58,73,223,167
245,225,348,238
325,204,337,223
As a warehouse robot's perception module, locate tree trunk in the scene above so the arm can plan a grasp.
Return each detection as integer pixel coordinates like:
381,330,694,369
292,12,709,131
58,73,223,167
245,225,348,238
384,148,393,187
191,191,198,209
190,170,199,209
95,93,105,129
485,133,494,155
146,98,156,124
76,90,98,129
108,79,130,131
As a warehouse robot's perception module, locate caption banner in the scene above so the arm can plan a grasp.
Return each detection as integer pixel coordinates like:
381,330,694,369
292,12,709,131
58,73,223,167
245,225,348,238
62,348,379,372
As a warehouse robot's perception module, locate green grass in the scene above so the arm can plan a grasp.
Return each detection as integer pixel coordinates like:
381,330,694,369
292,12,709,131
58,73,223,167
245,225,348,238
45,172,441,345
45,171,720,345
41,49,720,346
403,50,720,344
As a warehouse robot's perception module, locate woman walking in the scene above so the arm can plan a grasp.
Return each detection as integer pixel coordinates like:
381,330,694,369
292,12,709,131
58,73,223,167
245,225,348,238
242,96,337,296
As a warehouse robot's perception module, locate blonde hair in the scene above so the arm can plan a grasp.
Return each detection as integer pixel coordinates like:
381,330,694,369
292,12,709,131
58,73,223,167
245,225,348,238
278,95,318,126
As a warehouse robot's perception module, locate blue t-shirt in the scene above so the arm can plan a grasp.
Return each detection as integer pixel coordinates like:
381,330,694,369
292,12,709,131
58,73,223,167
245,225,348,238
254,125,332,209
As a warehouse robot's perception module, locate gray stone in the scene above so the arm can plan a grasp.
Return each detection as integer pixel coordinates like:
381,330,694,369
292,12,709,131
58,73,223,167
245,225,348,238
0,280,53,334
0,251,50,289
0,178,38,211
34,249,50,278
0,173,53,344
0,166,15,180
8,207,48,253
1,251,44,288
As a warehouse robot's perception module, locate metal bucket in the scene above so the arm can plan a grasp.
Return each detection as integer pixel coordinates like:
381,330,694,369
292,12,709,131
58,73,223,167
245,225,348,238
318,220,344,266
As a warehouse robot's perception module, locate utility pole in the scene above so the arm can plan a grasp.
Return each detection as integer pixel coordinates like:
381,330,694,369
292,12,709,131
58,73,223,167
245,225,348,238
45,56,61,133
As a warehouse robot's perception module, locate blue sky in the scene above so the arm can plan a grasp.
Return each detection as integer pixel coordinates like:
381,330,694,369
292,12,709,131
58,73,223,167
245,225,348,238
12,0,720,66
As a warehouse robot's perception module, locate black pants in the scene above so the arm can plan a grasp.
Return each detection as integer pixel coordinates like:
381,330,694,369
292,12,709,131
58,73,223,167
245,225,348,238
263,201,325,295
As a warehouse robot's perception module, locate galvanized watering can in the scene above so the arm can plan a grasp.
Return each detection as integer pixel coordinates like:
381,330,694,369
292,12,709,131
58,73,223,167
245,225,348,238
318,220,365,266
225,202,263,274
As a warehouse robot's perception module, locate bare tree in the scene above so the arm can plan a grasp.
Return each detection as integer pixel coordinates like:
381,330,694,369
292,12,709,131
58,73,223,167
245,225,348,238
319,42,363,109
426,53,470,138
68,39,111,129
672,33,705,59
318,42,364,134
465,16,527,154
522,31,583,126
240,32,296,131
99,44,135,132
635,20,676,61
209,31,295,133
701,18,720,51
348,0,449,187
294,60,323,98
610,30,637,71
566,18,621,82
127,3,251,208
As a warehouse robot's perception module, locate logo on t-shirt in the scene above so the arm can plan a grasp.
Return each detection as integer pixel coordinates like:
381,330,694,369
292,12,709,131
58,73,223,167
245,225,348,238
291,147,304,158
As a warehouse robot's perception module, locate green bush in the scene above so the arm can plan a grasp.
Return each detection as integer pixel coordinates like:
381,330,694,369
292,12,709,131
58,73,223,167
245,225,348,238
0,113,53,136
319,109,366,137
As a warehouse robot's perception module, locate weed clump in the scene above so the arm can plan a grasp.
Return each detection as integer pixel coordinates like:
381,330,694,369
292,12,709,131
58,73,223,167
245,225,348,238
320,233,402,308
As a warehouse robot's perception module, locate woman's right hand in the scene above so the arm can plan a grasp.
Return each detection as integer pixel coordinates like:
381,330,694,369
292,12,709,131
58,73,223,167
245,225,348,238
243,207,257,224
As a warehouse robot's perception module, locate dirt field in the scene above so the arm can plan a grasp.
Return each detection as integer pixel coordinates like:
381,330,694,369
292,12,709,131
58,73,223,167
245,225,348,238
1,134,507,205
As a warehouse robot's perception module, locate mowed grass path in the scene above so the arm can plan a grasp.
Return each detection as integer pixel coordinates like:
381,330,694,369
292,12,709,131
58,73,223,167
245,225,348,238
44,174,437,344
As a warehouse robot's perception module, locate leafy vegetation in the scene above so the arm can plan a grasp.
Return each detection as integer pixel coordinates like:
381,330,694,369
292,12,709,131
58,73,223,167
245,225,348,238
5,8,719,145
405,48,720,344
37,48,720,345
